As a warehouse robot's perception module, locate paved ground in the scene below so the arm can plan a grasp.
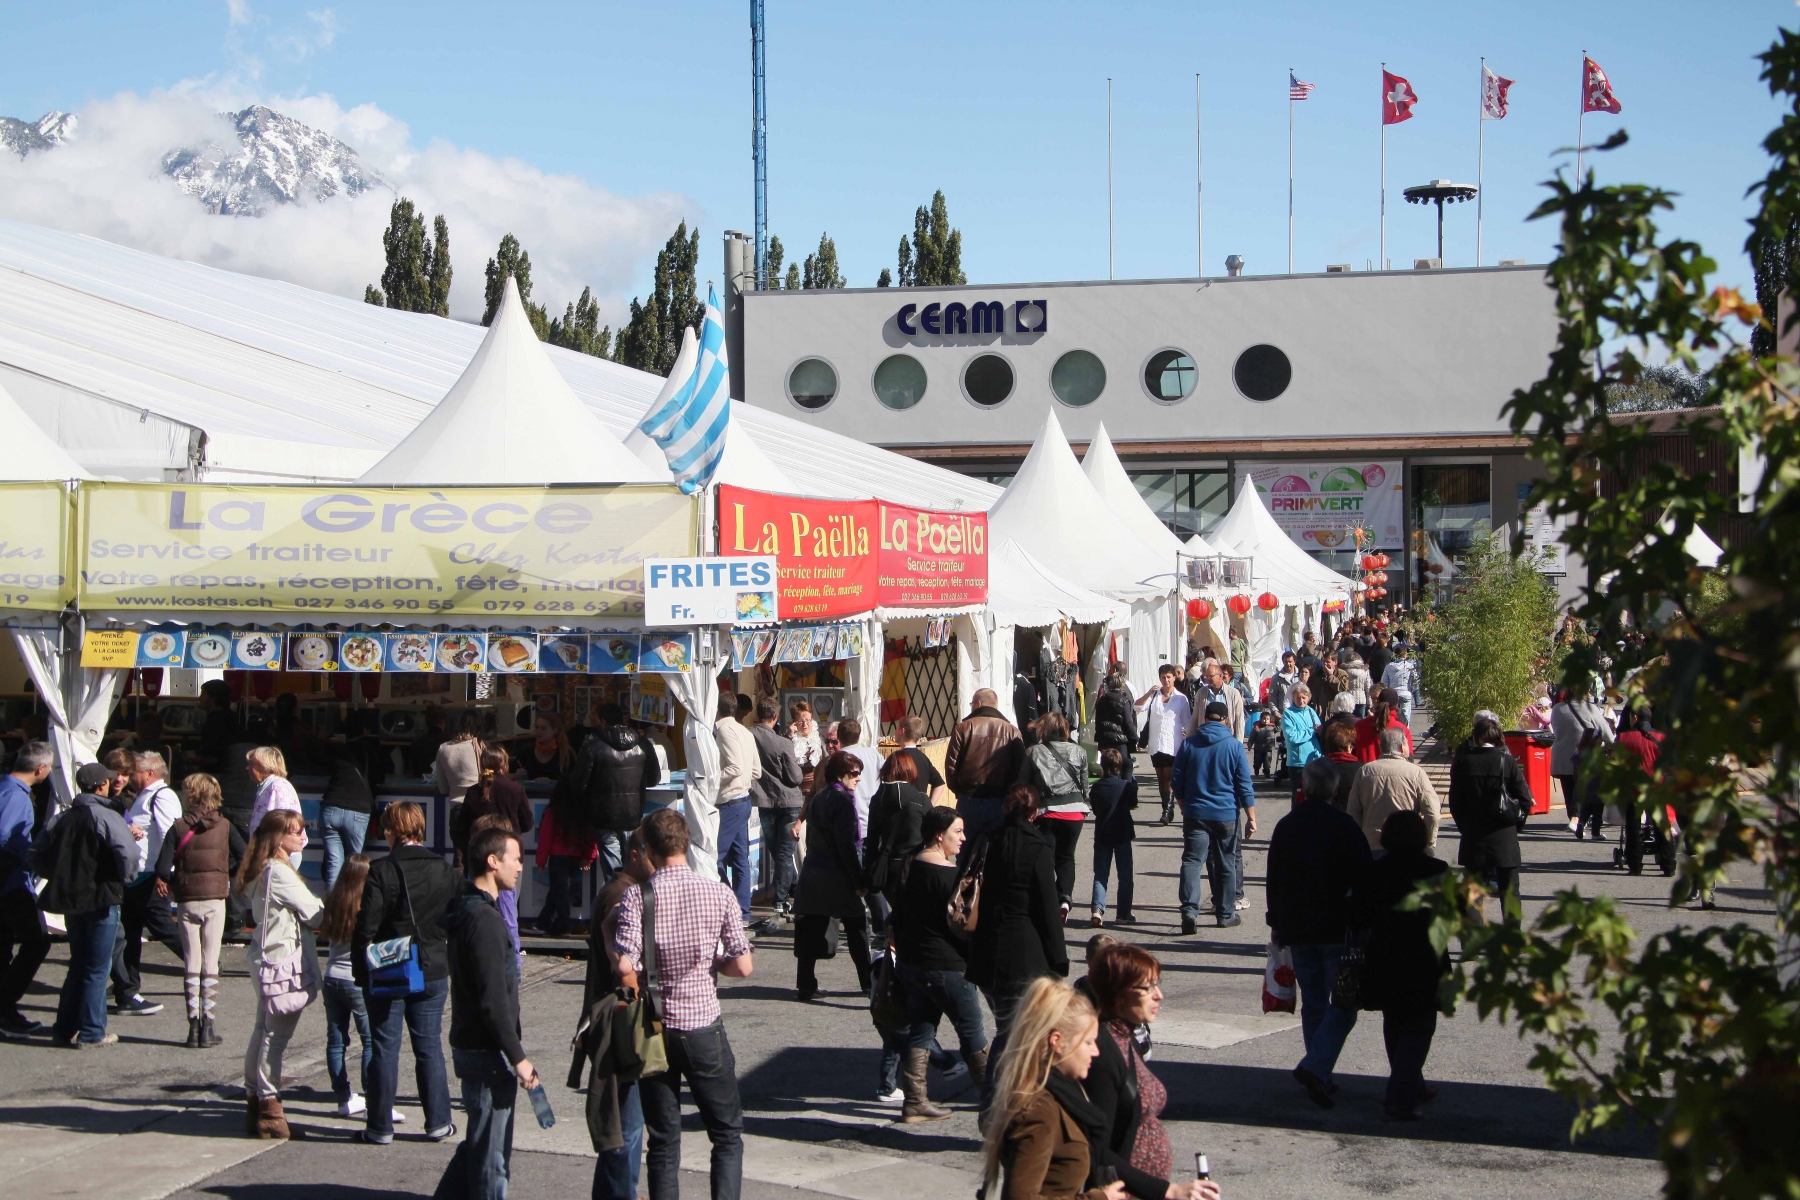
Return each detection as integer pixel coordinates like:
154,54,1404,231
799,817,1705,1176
0,751,1773,1200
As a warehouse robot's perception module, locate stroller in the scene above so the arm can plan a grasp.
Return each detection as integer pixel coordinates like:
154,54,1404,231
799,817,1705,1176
1611,799,1678,875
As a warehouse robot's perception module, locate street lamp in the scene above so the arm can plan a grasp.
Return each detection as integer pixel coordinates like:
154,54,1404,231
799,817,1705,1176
1402,179,1478,263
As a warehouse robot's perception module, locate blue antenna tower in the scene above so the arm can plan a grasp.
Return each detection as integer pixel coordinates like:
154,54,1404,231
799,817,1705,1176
751,0,768,288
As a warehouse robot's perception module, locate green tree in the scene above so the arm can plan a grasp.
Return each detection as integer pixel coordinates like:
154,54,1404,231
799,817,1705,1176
1750,225,1796,355
783,262,800,291
1416,533,1562,749
427,214,452,318
365,198,450,315
1604,364,1709,413
548,286,611,359
363,284,384,306
876,268,892,288
615,223,701,375
763,235,785,290
906,190,964,287
1409,31,1800,1198
482,234,550,338
802,233,844,290
896,236,914,287
616,296,659,371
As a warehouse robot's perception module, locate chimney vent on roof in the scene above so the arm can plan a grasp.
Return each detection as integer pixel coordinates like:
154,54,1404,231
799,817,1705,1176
1325,263,1351,273
1413,258,1443,270
1224,255,1245,277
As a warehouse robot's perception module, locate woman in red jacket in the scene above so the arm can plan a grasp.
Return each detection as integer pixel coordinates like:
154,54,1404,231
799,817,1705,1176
1354,689,1414,763
533,781,597,936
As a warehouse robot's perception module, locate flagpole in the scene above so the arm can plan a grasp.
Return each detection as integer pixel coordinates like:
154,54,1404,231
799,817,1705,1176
1107,77,1115,281
1576,50,1586,184
1380,62,1386,271
1288,68,1295,273
1196,73,1204,277
1477,57,1486,267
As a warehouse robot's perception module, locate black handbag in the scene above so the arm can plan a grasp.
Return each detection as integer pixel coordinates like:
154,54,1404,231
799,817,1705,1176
869,946,909,1035
1330,940,1366,1011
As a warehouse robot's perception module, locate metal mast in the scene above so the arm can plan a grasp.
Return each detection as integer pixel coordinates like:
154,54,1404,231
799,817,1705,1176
751,0,768,288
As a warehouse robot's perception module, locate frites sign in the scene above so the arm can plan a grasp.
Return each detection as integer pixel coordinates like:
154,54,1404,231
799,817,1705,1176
718,486,987,618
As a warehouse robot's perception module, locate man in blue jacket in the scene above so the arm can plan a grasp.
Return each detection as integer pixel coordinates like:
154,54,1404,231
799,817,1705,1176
1171,701,1256,933
0,741,54,1037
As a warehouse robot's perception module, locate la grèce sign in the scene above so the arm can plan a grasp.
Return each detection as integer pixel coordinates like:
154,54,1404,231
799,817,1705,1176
895,298,1046,337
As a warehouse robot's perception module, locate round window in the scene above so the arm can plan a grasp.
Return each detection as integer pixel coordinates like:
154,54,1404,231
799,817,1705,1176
1143,349,1197,403
872,354,927,410
1050,350,1106,407
962,354,1014,407
1234,344,1292,402
786,357,838,410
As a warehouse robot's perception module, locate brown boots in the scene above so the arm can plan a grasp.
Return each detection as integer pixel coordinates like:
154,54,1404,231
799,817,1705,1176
965,1047,989,1091
247,1095,289,1139
900,1048,951,1123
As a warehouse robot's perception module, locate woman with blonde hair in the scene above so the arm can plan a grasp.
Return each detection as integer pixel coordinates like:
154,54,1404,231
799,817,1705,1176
981,977,1129,1200
156,772,246,1049
247,746,302,846
236,809,322,1139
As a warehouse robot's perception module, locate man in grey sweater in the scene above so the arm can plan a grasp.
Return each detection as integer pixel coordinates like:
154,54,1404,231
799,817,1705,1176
748,697,804,930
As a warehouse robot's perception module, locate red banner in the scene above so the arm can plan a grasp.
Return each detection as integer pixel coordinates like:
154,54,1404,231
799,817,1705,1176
718,486,987,617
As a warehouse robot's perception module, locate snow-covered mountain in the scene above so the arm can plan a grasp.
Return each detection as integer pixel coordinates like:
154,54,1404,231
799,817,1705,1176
0,111,77,156
1,103,384,216
160,105,385,216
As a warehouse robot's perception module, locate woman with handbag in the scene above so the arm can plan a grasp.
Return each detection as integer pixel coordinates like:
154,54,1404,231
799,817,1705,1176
965,785,1068,1039
793,752,873,1002
352,801,462,1145
1354,810,1450,1120
236,809,322,1139
156,771,245,1049
1019,713,1091,918
1447,716,1533,926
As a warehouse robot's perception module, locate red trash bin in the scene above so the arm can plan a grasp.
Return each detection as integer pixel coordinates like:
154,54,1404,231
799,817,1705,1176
1503,732,1553,816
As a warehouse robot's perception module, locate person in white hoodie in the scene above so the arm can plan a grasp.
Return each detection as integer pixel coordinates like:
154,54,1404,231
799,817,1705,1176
1380,644,1422,727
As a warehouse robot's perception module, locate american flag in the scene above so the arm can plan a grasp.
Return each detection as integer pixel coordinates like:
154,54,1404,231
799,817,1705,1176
1289,71,1316,101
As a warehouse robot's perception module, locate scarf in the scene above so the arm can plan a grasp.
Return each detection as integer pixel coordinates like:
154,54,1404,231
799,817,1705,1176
1043,1070,1109,1151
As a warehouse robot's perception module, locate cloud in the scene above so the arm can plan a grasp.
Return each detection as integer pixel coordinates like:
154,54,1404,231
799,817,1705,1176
226,0,251,27
0,86,694,328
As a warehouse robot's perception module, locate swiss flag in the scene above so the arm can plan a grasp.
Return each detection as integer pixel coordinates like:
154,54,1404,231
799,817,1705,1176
1382,69,1418,125
1582,55,1622,114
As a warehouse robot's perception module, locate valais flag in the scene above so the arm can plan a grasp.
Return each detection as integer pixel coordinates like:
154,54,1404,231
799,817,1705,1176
1582,56,1622,114
1482,66,1513,120
1382,70,1418,125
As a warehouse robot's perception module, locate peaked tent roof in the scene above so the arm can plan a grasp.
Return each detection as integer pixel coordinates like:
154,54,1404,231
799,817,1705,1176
624,420,800,495
988,412,1171,602
0,377,88,480
357,277,657,486
988,539,1126,629
1208,478,1358,604
1080,423,1188,559
1183,532,1218,555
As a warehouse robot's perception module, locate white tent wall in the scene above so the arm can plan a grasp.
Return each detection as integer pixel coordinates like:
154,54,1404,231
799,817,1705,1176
1126,599,1178,700
11,625,124,805
957,615,1016,728
0,365,193,480
1246,606,1282,692
841,616,885,750
665,659,721,882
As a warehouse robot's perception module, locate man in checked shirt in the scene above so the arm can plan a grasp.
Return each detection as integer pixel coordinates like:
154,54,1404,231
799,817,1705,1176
614,808,755,1200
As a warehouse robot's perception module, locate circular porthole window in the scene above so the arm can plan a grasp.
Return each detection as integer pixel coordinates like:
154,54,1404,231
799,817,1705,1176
1051,350,1106,407
872,354,927,410
1143,348,1197,403
962,353,1014,407
1234,344,1292,402
786,357,838,410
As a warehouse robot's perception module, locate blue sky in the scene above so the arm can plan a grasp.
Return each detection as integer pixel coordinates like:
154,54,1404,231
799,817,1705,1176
3,1,1794,310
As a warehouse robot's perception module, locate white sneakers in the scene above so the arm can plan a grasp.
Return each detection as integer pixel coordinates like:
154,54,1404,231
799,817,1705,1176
337,1094,405,1123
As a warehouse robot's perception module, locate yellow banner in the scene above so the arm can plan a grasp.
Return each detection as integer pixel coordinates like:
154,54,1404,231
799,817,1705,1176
78,484,697,619
0,482,76,611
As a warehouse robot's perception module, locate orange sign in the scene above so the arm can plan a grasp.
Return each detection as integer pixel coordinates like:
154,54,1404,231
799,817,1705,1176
876,502,988,608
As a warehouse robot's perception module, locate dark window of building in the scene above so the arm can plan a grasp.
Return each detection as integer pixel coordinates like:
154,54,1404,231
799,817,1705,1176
1233,344,1291,401
873,354,927,410
787,358,838,410
1143,349,1197,402
1413,464,1492,599
1128,469,1231,539
963,354,1014,406
1051,350,1106,407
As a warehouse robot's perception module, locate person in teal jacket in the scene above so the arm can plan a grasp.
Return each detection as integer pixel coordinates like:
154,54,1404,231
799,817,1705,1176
1170,702,1257,932
1281,685,1323,776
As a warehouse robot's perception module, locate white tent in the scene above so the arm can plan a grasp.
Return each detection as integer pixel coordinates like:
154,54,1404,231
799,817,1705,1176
0,378,88,480
988,539,1127,629
358,278,656,486
1081,423,1187,559
1210,478,1359,605
1183,532,1219,556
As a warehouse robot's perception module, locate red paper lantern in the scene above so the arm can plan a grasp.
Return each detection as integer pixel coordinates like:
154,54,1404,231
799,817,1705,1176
1361,554,1379,572
1256,591,1280,611
1368,571,1387,586
1375,553,1391,569
1369,586,1387,599
1186,598,1212,621
1226,594,1252,616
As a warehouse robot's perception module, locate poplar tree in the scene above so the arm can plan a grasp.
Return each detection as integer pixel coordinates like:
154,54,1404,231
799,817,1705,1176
906,190,964,286
548,287,611,359
896,236,914,287
784,262,800,290
364,198,451,315
427,215,452,317
763,236,785,289
802,233,844,289
483,234,549,338
877,268,892,287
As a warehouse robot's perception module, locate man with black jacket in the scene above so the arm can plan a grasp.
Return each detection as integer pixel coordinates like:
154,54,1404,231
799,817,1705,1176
748,697,804,930
438,825,540,1200
354,801,462,1145
35,763,139,1048
1265,757,1372,1109
320,710,387,887
1093,671,1137,764
566,704,661,875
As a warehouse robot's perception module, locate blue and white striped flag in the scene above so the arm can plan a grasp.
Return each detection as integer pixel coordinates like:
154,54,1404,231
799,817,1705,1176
638,283,731,494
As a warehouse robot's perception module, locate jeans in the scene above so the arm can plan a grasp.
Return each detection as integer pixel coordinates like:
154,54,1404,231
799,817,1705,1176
956,793,1006,841
757,808,800,910
324,975,373,1099
592,1079,644,1200
1382,1006,1437,1111
981,977,1032,1041
1178,818,1239,920
1234,809,1247,904
640,1019,743,1200
900,964,988,1056
53,905,118,1044
321,806,370,888
1396,696,1414,727
1289,942,1357,1085
716,799,753,919
437,1048,519,1200
1035,817,1082,908
1091,838,1134,917
112,875,184,1003
598,831,625,882
541,855,581,936
0,885,51,1016
366,974,452,1141
877,1029,957,1092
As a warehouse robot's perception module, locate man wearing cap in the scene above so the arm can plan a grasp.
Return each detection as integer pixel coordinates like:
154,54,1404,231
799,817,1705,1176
32,763,140,1047
1170,701,1256,933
